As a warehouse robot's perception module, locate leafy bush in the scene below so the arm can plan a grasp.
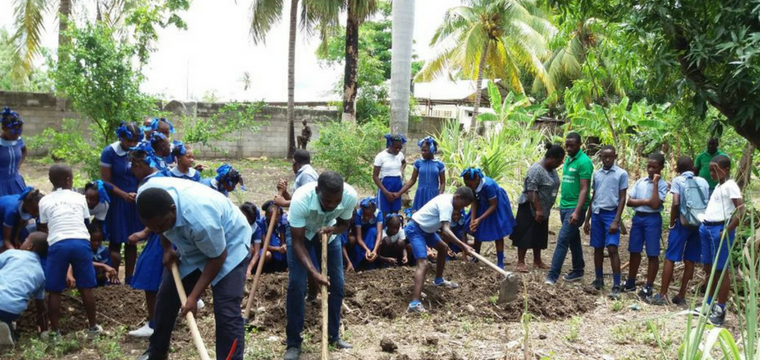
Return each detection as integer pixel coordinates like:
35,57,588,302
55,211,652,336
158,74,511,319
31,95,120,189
26,119,101,181
313,119,386,189
181,101,268,154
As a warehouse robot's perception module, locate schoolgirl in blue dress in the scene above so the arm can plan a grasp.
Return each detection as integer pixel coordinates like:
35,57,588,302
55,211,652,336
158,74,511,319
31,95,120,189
169,143,202,182
201,164,245,197
127,141,171,338
0,108,27,197
88,220,116,287
447,209,469,260
84,180,111,232
399,136,446,211
461,168,516,269
100,122,143,284
240,202,264,275
353,197,384,270
373,134,407,214
260,200,289,272
0,187,43,251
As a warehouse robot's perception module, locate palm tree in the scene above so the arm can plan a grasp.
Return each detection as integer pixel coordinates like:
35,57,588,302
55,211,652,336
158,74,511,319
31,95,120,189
415,0,556,132
251,0,341,158
10,0,72,81
390,0,414,136
341,0,377,123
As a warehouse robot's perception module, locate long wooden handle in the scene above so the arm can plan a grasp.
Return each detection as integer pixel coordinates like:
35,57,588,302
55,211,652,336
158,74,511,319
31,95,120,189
468,250,511,277
321,233,329,360
171,263,212,360
243,205,279,318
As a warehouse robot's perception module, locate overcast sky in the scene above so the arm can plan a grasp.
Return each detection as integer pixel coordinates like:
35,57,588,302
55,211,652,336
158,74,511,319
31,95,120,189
0,0,460,102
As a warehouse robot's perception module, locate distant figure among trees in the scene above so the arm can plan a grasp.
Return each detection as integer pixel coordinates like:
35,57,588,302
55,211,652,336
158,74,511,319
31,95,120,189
297,120,312,149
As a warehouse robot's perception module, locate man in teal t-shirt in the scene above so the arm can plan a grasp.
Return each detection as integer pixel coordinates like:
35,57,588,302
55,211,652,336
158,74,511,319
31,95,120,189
546,132,593,284
694,138,728,193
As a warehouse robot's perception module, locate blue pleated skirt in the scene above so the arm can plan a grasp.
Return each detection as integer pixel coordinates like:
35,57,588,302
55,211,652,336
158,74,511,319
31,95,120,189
131,234,165,291
412,185,439,211
0,174,25,197
353,226,378,268
106,196,143,244
466,187,516,242
377,176,403,214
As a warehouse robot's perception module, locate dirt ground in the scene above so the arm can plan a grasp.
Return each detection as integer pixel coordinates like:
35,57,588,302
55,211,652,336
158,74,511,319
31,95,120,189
0,159,746,360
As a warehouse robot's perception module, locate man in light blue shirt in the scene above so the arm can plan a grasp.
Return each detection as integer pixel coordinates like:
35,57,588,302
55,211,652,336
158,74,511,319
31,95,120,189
284,172,357,360
135,178,251,360
275,149,320,208
0,232,48,345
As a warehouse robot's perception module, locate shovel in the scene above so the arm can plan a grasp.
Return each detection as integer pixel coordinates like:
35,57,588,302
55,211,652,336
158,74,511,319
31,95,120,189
321,233,329,360
467,251,520,304
170,263,212,360
243,192,283,324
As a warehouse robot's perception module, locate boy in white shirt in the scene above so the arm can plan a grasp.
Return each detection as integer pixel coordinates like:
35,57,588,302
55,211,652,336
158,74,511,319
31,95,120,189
38,164,101,337
699,155,744,326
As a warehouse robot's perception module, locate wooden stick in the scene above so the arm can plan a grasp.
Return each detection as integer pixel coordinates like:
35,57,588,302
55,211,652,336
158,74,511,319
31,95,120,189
621,261,630,271
171,263,212,360
243,198,281,319
321,233,329,360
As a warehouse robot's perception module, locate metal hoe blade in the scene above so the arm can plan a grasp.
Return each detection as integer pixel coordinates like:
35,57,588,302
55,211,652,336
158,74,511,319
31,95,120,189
497,273,520,304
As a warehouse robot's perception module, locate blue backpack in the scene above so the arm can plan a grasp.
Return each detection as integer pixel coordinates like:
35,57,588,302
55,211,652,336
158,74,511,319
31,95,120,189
679,174,708,228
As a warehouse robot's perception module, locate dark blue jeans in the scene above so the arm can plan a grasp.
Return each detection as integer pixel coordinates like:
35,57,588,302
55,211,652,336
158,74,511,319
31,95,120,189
547,209,586,281
286,234,344,348
147,256,249,360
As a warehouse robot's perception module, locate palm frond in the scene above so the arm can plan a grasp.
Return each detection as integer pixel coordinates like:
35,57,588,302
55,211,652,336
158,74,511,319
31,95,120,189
349,0,378,23
249,0,285,44
300,0,342,37
10,0,49,80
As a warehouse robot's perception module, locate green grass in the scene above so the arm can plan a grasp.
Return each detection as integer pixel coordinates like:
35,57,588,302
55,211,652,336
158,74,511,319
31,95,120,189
565,316,582,343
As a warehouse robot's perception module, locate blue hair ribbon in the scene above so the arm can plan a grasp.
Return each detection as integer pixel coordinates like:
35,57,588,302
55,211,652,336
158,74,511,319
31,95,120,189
460,167,484,180
2,107,24,136
384,133,407,148
360,197,377,208
385,213,402,223
18,186,34,200
151,118,175,134
116,122,143,141
95,180,111,204
417,136,437,154
173,141,187,156
216,164,246,191
130,140,162,169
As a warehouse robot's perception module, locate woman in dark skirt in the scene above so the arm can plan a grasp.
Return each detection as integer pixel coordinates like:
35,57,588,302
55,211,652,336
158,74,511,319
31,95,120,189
511,143,565,272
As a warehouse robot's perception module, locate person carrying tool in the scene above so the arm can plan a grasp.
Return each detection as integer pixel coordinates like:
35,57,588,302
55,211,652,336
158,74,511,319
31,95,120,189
283,171,357,360
133,177,252,360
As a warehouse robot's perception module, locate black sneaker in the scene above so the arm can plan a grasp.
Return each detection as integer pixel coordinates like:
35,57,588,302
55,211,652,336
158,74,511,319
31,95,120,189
645,293,668,306
330,339,353,349
591,279,604,290
638,286,653,299
671,296,686,306
708,304,726,327
563,272,584,282
608,286,622,299
284,346,302,360
622,282,637,293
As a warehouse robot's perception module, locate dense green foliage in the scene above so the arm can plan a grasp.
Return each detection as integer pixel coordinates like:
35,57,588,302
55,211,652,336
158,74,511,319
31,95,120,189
0,29,53,92
181,101,269,153
313,119,386,188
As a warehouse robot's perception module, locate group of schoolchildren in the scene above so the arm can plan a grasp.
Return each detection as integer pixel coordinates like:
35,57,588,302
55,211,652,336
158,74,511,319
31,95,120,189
0,109,253,344
0,103,746,348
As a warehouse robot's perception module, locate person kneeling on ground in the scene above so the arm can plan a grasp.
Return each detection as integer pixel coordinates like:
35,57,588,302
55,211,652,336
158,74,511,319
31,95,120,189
406,187,475,314
134,177,251,360
0,232,48,345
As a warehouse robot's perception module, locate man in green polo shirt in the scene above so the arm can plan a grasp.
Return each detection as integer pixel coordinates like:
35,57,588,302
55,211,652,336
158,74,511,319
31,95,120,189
694,138,728,194
546,132,593,285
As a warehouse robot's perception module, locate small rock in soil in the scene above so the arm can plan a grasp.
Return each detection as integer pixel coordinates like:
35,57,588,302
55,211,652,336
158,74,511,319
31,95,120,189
449,352,463,360
380,337,398,353
539,334,547,340
394,354,412,360
424,337,438,346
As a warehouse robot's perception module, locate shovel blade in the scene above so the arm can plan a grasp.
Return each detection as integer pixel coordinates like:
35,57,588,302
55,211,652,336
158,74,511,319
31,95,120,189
497,273,520,304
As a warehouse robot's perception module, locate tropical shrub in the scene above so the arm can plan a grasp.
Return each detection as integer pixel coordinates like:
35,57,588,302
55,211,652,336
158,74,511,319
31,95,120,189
313,119,386,189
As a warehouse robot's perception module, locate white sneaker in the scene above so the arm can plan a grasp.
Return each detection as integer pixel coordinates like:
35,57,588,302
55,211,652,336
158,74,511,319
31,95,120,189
0,322,14,346
197,299,205,310
128,323,154,338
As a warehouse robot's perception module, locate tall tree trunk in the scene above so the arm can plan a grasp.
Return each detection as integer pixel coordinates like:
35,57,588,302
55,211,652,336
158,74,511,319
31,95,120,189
390,0,414,136
736,142,755,190
469,40,489,132
342,1,359,123
58,0,72,59
286,0,298,158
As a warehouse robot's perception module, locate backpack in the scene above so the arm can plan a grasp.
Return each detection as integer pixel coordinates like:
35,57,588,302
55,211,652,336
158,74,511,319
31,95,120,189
679,174,708,228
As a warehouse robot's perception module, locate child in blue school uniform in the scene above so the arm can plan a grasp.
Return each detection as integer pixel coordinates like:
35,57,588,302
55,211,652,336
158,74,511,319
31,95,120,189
353,197,384,270
376,214,408,267
647,156,709,306
150,118,181,167
398,137,446,211
1,187,43,251
88,220,116,287
0,107,27,197
460,168,516,269
39,164,102,337
0,232,48,345
100,122,143,284
260,200,289,272
446,209,469,260
169,143,203,182
202,164,245,197
623,152,668,298
127,141,173,338
373,134,407,214
84,181,110,226
583,145,628,297
240,202,264,276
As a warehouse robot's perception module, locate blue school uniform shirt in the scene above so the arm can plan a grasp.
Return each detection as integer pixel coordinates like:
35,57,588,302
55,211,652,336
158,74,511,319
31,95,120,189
590,165,629,213
266,213,290,247
100,142,138,193
0,137,25,193
412,194,454,234
137,177,252,285
414,159,445,187
1,194,35,235
288,182,358,243
629,176,669,213
200,178,229,197
169,166,201,182
354,208,383,232
294,164,319,192
92,245,112,265
0,250,45,315
251,219,263,244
